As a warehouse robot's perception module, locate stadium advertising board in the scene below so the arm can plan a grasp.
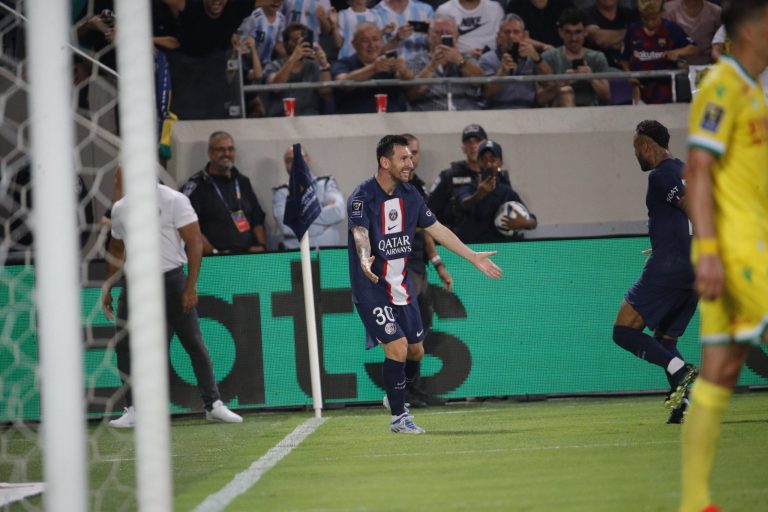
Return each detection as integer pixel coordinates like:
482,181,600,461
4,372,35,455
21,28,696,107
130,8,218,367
2,237,767,421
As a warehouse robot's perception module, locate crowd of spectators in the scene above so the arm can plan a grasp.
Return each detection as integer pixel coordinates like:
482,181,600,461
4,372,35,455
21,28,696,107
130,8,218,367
71,0,727,119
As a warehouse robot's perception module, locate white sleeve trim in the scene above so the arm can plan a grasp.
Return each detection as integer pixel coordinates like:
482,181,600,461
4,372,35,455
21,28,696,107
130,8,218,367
688,134,725,155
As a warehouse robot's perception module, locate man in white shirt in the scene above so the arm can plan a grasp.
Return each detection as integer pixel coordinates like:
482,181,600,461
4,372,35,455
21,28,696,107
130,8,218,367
436,0,504,55
102,180,243,428
273,146,346,249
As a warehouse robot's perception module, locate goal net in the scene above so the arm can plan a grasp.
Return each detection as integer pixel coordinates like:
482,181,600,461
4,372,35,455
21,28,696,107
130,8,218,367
1,1,170,510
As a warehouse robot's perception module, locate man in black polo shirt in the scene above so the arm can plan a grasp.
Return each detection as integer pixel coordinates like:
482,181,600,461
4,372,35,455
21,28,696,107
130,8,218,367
181,131,267,254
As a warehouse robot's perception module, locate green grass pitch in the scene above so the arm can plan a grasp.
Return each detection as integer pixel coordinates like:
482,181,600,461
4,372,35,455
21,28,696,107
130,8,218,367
3,393,767,511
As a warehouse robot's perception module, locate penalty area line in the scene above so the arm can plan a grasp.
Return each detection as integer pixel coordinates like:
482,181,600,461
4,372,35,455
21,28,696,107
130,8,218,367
193,416,327,512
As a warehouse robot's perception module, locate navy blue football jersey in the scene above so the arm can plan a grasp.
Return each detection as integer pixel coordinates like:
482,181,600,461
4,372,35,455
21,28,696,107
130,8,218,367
645,158,694,287
348,176,437,305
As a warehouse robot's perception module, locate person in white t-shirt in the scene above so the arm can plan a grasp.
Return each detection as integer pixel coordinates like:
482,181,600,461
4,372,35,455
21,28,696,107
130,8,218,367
436,0,504,55
101,178,243,428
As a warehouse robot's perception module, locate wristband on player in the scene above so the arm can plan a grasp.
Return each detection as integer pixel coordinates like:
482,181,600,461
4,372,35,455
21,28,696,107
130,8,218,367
696,237,719,256
430,255,443,267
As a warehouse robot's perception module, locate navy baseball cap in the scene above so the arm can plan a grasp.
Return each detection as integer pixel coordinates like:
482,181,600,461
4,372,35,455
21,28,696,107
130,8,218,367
461,124,487,142
478,139,503,159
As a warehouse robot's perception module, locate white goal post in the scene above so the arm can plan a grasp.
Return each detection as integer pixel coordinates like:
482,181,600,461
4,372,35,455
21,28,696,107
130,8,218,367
25,1,87,510
114,0,173,510
16,0,173,510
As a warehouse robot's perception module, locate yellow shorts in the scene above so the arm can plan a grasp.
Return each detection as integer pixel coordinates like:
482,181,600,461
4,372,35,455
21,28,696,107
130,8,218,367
699,246,768,345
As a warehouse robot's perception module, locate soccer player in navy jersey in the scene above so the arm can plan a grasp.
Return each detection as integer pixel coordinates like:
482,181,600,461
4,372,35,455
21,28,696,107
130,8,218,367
612,120,698,424
348,134,502,434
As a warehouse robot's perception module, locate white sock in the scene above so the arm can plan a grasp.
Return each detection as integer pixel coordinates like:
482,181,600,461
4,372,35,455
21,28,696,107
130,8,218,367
667,357,685,375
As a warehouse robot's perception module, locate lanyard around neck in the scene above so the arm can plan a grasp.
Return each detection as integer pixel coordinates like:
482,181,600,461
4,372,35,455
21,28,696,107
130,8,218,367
207,172,241,211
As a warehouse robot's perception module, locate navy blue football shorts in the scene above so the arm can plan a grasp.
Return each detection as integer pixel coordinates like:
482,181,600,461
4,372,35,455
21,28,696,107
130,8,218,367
625,274,698,338
355,300,426,350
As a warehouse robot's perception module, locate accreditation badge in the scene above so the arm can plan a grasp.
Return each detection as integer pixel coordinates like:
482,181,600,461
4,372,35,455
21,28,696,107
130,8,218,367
231,210,251,232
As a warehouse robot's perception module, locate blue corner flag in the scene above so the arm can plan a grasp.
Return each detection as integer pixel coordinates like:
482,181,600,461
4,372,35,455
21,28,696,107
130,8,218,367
283,143,322,241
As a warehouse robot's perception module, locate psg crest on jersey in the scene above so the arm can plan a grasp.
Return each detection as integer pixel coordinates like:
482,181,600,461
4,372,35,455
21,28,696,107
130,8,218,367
389,209,398,221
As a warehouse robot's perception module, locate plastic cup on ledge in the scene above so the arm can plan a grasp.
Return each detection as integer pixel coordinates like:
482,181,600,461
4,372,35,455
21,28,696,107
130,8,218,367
283,97,296,117
374,94,388,113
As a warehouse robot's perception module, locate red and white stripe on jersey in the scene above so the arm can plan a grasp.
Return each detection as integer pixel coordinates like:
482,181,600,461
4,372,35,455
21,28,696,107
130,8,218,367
381,197,404,235
380,197,409,304
383,257,410,305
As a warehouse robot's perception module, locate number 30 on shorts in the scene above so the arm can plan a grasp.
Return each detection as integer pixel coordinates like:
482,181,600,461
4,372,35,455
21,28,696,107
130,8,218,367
372,306,395,325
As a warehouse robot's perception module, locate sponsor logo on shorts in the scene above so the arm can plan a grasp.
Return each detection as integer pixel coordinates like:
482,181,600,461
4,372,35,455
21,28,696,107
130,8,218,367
385,323,396,335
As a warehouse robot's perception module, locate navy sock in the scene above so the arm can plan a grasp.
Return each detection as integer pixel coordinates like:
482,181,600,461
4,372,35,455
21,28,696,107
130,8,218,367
405,359,420,387
657,336,683,360
383,358,407,416
612,326,676,369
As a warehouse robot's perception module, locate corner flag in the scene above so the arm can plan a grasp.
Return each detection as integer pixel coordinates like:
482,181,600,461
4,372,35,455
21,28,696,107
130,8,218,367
283,143,322,241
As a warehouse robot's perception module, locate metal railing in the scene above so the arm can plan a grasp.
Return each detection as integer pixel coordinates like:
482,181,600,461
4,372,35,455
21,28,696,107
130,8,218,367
241,68,689,110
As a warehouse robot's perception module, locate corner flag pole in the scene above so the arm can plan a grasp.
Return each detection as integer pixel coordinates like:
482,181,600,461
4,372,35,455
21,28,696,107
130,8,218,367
299,234,323,418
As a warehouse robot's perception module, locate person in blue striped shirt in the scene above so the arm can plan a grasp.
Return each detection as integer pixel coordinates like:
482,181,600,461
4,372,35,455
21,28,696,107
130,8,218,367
281,0,332,43
336,0,380,59
238,0,287,71
373,0,435,63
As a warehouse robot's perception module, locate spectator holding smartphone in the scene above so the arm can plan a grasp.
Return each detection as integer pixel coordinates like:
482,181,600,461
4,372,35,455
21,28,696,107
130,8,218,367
332,22,414,113
373,0,435,63
406,14,484,111
479,13,557,109
541,8,611,107
263,23,333,116
453,140,537,243
436,0,504,56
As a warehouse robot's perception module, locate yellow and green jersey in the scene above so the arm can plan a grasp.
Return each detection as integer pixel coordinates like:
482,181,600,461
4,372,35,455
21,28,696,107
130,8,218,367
688,55,768,252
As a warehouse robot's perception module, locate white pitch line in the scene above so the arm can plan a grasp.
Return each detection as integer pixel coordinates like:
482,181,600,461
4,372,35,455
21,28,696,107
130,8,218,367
314,439,680,462
193,416,326,512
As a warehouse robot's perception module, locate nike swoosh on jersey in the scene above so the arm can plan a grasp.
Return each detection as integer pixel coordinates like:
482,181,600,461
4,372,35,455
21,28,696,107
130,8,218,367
388,224,398,230
458,23,486,36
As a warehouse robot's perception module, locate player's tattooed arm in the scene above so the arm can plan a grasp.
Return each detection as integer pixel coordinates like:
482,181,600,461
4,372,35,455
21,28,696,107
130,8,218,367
352,226,379,283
